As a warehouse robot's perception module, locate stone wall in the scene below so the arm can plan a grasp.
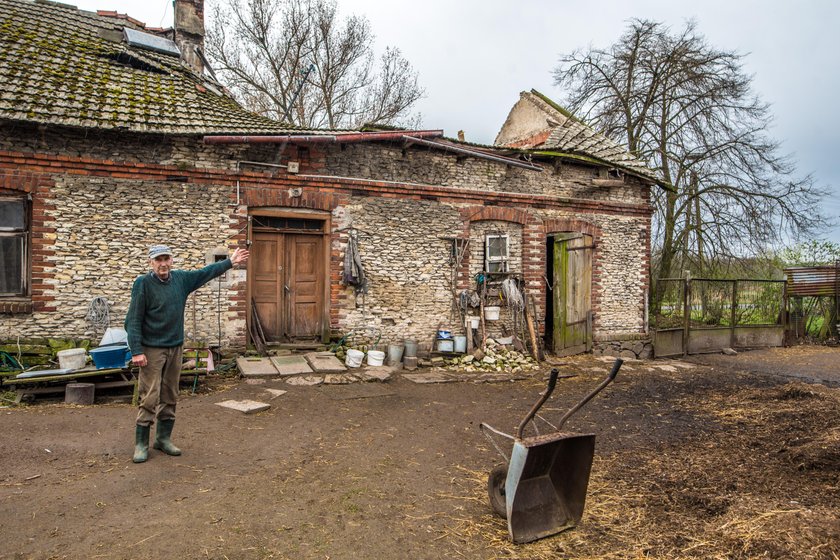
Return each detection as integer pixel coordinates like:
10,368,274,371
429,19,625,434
322,143,648,204
0,122,652,354
0,171,247,348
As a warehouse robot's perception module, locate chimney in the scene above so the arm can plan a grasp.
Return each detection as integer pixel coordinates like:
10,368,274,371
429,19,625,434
457,130,465,142
174,0,205,74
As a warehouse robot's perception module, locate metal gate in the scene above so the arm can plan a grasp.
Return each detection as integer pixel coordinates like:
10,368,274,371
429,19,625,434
652,278,786,357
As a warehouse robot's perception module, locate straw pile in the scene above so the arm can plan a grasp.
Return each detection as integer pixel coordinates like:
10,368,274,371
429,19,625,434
437,375,840,559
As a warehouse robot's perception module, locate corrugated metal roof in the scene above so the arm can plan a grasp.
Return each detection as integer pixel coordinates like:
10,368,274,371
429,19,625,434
785,265,840,297
0,0,327,135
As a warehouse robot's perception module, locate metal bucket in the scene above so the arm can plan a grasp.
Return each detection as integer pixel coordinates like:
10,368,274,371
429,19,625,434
387,344,404,365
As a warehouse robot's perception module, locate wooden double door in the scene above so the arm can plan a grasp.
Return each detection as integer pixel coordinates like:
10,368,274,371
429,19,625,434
251,232,325,341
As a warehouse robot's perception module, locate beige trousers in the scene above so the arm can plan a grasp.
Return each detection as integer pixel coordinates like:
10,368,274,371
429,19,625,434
135,346,183,426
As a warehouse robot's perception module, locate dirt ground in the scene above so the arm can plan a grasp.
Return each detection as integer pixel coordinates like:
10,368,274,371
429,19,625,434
1,345,838,560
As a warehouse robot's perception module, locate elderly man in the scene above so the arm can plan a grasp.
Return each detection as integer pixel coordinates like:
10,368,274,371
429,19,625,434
125,244,249,463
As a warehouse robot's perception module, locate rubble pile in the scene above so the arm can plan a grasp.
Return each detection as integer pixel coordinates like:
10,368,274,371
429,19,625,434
442,340,539,374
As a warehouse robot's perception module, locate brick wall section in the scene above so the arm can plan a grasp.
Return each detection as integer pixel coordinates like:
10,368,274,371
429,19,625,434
0,122,652,353
0,168,56,315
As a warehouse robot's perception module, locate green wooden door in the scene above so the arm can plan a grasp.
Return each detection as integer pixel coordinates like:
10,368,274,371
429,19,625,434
553,234,593,355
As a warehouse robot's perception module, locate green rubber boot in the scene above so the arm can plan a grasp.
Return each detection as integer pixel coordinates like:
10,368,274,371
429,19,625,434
153,419,182,456
133,424,150,463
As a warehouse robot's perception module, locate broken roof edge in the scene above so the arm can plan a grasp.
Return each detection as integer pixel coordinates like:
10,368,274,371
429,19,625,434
531,150,675,191
432,132,668,188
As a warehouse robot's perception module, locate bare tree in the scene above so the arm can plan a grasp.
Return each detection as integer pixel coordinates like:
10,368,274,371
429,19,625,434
205,0,424,128
553,19,828,308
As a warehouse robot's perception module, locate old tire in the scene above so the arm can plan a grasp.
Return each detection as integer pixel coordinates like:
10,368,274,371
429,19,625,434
487,464,508,518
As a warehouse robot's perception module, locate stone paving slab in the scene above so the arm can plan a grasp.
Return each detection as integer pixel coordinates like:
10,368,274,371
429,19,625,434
264,389,288,399
269,355,313,376
304,352,347,373
285,375,324,386
323,373,356,384
236,357,279,378
354,368,393,382
215,399,271,414
402,372,457,384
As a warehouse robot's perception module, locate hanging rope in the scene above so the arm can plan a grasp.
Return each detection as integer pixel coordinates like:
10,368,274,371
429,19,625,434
85,296,111,333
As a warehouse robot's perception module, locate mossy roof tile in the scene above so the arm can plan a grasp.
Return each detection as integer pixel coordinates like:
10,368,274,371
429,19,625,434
0,0,325,135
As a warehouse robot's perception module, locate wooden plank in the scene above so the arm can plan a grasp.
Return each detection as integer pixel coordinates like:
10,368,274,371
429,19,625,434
2,367,129,386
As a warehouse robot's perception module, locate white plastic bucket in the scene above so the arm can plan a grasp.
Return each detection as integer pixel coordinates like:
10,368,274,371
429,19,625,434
57,348,86,370
454,335,467,353
367,350,386,367
437,339,454,352
484,306,501,321
465,316,480,329
345,348,364,368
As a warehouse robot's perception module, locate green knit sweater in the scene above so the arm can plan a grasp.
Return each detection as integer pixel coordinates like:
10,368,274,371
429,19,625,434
124,259,233,354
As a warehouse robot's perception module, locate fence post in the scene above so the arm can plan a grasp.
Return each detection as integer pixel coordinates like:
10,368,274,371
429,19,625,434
682,278,691,357
730,280,738,349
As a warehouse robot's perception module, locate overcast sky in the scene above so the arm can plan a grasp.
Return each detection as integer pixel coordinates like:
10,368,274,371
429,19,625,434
69,0,840,246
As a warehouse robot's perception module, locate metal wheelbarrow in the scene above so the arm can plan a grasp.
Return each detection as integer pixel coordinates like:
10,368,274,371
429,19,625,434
479,358,623,544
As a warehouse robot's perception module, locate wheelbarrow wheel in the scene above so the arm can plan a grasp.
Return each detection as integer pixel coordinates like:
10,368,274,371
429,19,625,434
487,464,508,518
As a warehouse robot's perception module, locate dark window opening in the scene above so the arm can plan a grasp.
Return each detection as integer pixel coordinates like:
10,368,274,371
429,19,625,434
0,198,28,296
99,52,167,74
252,216,324,231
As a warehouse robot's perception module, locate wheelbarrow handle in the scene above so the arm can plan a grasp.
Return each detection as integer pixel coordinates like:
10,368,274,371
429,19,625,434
555,357,623,432
516,368,559,439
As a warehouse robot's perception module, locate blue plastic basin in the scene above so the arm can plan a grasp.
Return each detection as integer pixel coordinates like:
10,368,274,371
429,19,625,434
89,344,131,369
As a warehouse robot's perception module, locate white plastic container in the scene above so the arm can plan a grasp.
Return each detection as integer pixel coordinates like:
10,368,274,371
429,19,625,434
345,348,364,368
437,339,454,352
366,350,385,367
484,306,501,321
100,327,128,346
454,335,467,353
57,348,86,370
465,316,480,329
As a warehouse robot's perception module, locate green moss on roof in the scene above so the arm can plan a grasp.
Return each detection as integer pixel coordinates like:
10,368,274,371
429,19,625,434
0,0,325,135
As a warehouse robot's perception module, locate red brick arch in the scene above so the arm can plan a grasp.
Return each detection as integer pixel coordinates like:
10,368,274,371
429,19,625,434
459,206,531,225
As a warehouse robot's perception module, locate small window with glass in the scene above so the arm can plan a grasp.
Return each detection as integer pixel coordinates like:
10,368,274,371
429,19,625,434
0,197,28,296
485,234,509,273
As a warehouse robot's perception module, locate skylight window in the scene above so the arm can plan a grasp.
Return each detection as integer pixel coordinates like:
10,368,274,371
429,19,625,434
123,28,180,57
